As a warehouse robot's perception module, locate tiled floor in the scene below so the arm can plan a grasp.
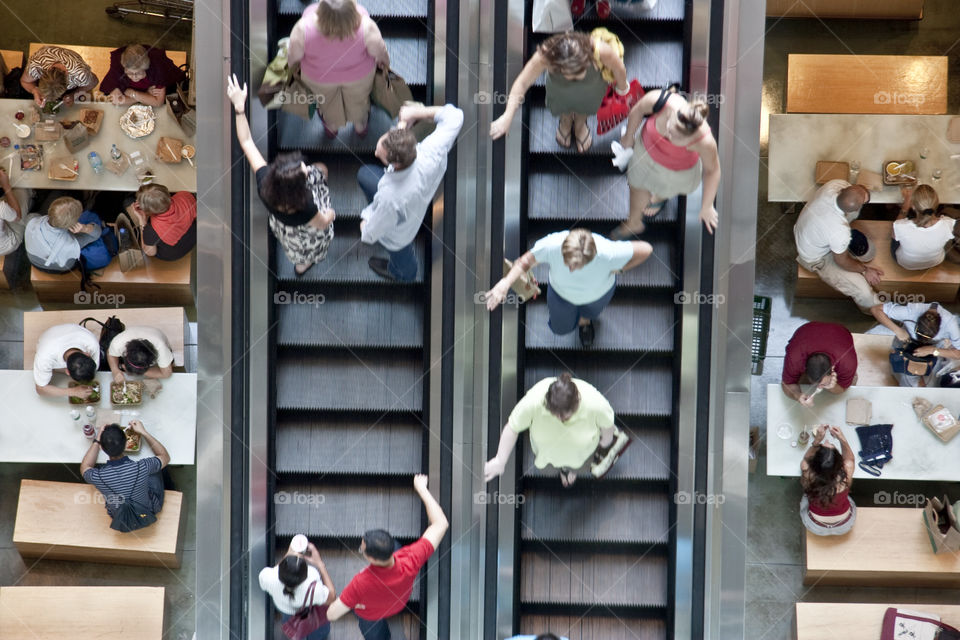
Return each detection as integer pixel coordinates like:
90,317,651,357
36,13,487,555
748,3,960,638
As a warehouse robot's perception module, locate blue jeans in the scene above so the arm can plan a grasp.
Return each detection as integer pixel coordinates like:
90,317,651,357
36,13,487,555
357,616,391,640
357,164,385,204
280,615,330,640
357,164,417,281
546,285,616,335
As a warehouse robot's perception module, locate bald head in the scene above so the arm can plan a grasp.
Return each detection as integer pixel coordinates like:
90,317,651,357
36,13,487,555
836,185,869,214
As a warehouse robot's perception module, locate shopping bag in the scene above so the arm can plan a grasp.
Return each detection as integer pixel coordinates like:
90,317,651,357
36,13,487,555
922,496,960,554
532,0,573,33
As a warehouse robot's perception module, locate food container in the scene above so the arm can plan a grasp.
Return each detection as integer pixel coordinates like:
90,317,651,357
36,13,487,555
48,156,79,181
124,427,141,453
110,380,144,406
79,109,104,135
181,144,195,159
18,145,43,171
119,105,156,139
883,160,918,185
156,136,183,163
68,380,101,405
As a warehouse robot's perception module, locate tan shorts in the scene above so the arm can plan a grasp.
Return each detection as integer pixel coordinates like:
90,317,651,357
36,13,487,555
798,253,881,311
301,67,376,131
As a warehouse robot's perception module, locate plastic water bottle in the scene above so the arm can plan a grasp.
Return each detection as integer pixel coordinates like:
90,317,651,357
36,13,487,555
290,534,309,554
88,151,104,174
110,144,121,161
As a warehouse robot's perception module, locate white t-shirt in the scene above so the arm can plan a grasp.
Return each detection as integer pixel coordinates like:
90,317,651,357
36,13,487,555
107,326,175,368
0,200,20,257
530,232,634,305
882,302,960,348
258,564,328,615
33,324,100,386
794,180,857,264
893,217,955,270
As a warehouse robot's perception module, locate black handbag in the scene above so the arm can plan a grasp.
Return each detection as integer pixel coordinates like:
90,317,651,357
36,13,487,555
889,341,936,376
855,423,893,476
80,316,126,372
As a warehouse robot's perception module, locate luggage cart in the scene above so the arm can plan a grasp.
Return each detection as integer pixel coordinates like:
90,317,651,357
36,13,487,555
106,0,193,23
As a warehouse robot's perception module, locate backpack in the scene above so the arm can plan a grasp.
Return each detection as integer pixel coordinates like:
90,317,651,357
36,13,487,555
100,464,158,533
78,211,118,271
79,316,126,372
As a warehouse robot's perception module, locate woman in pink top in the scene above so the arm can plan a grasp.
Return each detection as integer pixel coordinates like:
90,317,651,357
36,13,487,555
614,86,721,236
287,0,389,138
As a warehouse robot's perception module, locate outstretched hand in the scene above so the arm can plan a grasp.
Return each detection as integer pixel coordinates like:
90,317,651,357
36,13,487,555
226,73,247,112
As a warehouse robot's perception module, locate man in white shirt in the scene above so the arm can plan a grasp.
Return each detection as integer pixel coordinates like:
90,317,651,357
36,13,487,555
357,103,464,281
794,180,883,312
0,170,28,258
106,326,175,382
33,324,100,399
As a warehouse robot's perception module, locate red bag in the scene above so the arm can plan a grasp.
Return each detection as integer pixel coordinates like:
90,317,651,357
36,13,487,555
281,582,329,640
596,79,645,135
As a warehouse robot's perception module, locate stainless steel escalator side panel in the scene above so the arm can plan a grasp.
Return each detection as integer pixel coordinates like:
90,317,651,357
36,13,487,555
195,0,235,639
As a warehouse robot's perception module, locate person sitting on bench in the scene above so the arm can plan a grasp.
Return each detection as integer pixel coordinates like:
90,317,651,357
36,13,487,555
871,300,960,387
107,326,175,383
24,196,101,272
128,184,196,261
33,323,99,399
100,44,185,107
781,321,858,406
800,425,856,536
21,45,97,107
893,184,956,270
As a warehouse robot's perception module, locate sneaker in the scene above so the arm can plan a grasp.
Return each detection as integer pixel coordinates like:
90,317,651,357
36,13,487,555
368,257,396,281
578,321,595,348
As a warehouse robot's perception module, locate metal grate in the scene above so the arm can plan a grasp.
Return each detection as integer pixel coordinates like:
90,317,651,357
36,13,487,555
752,295,772,375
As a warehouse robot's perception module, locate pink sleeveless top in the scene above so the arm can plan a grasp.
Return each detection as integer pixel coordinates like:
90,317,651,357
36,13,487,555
299,4,376,84
641,115,703,171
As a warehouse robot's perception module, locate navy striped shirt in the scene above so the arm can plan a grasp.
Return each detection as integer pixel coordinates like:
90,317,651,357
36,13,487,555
83,456,162,517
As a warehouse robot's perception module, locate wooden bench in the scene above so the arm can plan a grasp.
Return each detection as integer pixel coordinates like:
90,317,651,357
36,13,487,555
796,220,960,301
805,506,960,587
28,43,187,99
30,252,194,307
787,54,947,115
796,602,960,639
852,333,897,387
0,586,164,640
768,0,924,19
23,307,187,369
13,479,185,569
1,49,23,73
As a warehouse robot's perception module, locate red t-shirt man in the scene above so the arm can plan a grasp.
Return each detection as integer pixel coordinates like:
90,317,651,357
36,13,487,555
781,321,857,406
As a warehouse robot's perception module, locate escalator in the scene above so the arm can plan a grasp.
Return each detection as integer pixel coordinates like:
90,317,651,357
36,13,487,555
266,0,434,637
508,2,689,637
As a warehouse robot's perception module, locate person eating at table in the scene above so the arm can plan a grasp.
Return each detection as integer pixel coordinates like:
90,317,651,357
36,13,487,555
33,323,100,399
127,184,197,260
24,196,103,273
107,326,175,383
871,300,960,387
781,321,858,407
100,44,186,107
21,45,98,107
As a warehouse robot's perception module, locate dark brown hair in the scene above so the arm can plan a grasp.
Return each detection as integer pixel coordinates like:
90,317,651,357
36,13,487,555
260,151,311,214
544,373,580,418
915,303,942,344
383,129,417,170
802,445,847,508
538,32,593,78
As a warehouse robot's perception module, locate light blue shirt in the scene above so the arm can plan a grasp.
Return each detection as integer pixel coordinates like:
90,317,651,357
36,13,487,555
883,302,960,348
360,104,465,251
531,231,634,305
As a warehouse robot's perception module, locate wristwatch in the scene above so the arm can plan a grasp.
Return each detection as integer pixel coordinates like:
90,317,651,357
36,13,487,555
934,349,941,357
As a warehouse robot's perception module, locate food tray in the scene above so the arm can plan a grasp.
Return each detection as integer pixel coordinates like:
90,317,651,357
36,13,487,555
119,105,156,139
883,160,918,185
79,108,104,134
124,428,141,454
68,380,100,404
19,144,43,171
110,381,144,406
48,156,79,181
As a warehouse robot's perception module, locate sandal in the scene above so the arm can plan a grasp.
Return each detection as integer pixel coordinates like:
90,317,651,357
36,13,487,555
555,119,573,148
575,123,593,153
560,468,577,488
643,199,667,217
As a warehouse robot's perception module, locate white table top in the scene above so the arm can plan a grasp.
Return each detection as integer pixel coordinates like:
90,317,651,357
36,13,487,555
0,370,196,465
0,98,196,192
765,382,960,481
768,114,960,203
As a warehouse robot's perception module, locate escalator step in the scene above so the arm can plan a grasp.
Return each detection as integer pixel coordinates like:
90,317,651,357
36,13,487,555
278,0,429,18
276,351,423,411
609,0,685,21
519,614,666,640
520,551,668,606
528,237,675,290
521,424,671,481
321,157,370,220
276,417,423,474
527,170,679,224
274,483,423,538
273,230,426,285
524,357,673,417
531,39,683,91
524,298,674,352
276,292,424,348
521,488,669,544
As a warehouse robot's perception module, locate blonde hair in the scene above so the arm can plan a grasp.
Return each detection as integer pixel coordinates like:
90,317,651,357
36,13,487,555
120,44,150,72
136,183,172,215
48,197,83,229
38,67,68,101
317,0,362,40
538,32,593,78
909,183,941,227
561,229,597,270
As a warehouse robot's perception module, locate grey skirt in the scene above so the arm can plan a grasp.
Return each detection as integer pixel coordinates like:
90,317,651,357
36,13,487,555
799,494,857,536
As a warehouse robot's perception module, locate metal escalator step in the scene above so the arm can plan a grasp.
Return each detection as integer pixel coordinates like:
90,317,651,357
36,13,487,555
520,551,668,606
520,488,668,544
522,424,671,481
278,0,429,18
276,351,423,411
319,157,368,219
519,614,667,640
529,238,675,290
609,0,685,21
524,357,673,417
527,170,679,224
275,416,423,474
278,98,397,153
524,298,674,352
274,231,426,285
276,292,423,348
531,38,683,90
274,483,422,538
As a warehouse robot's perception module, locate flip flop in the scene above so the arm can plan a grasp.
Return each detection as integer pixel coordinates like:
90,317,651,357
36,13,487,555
643,199,667,217
575,125,592,153
555,123,572,148
560,468,577,488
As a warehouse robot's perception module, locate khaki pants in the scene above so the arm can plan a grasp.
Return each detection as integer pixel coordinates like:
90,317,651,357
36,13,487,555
302,67,376,131
799,253,880,311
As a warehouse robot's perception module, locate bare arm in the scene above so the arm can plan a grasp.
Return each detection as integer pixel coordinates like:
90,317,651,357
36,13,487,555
620,92,660,148
362,17,389,69
226,74,267,172
287,21,305,66
303,543,337,605
129,420,171,468
691,134,721,233
490,51,548,139
483,424,520,481
145,364,173,379
36,382,92,399
595,41,628,92
780,381,805,403
485,251,537,311
620,241,653,272
834,249,883,285
80,437,101,477
107,354,125,383
326,598,351,621
413,474,448,550
0,171,20,218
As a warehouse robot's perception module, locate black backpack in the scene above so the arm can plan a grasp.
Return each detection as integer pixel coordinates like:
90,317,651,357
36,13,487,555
100,465,157,533
80,316,125,372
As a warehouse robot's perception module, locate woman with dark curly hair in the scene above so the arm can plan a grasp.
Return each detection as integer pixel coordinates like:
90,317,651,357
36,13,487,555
799,425,856,536
490,30,629,154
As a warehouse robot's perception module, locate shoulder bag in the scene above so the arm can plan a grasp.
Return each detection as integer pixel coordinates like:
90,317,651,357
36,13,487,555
281,581,329,640
80,315,126,372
